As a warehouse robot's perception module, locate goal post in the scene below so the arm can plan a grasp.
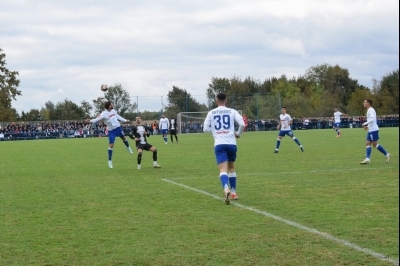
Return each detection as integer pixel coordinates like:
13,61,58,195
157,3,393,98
177,110,242,134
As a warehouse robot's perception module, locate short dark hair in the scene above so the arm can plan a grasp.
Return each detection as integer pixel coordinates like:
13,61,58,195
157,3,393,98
104,101,112,109
216,93,227,101
282,107,287,110
365,99,373,106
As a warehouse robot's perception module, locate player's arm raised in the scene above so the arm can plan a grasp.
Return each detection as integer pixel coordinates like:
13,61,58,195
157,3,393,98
116,114,130,123
85,113,103,123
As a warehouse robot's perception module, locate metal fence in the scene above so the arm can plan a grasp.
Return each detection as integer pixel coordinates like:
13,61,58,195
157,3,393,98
0,115,398,140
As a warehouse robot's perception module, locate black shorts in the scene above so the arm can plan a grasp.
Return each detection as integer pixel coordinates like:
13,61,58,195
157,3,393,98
170,129,177,135
136,143,153,151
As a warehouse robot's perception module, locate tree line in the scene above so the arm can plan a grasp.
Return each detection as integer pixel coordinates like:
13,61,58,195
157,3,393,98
1,48,398,122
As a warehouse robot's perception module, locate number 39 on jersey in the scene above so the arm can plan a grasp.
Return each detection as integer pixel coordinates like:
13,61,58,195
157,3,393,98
213,114,231,130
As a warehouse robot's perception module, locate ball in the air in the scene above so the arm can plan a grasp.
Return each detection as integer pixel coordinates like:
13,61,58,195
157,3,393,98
101,84,108,91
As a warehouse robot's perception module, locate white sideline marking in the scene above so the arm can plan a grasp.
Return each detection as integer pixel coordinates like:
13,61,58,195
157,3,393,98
170,167,397,180
244,167,398,176
162,178,399,266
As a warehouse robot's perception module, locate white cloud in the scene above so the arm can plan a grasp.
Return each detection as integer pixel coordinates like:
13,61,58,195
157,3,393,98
0,0,398,113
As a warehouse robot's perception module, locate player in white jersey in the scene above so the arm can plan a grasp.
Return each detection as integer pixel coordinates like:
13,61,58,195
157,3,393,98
203,93,245,204
128,117,161,169
85,101,133,169
333,108,347,137
274,107,304,153
360,99,390,164
159,114,170,144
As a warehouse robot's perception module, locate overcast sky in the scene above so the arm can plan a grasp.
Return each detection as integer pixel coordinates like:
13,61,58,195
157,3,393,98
1,0,398,114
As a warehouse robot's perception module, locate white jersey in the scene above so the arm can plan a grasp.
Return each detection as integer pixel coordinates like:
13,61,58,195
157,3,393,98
279,114,292,131
90,109,127,131
203,106,245,146
159,118,169,130
334,111,342,123
363,107,379,132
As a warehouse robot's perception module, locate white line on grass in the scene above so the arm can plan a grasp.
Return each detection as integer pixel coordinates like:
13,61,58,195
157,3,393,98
244,167,398,176
169,167,397,180
162,178,399,266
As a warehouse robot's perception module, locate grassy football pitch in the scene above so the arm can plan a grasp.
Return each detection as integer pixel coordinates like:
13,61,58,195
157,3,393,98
1,128,398,265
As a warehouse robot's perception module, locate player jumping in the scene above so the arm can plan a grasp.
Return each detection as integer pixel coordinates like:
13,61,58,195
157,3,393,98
85,101,133,169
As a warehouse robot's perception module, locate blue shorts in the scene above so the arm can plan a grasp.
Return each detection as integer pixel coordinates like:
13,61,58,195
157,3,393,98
161,129,168,135
366,130,379,141
214,144,237,164
108,127,125,144
333,123,340,128
278,130,294,137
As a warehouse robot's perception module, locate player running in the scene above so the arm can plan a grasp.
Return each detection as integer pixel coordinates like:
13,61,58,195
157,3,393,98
333,108,347,137
128,117,162,170
360,99,391,164
85,101,133,169
203,93,245,205
274,107,304,153
159,114,169,144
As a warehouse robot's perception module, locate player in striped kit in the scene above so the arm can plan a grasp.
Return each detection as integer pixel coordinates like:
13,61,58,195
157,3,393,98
169,116,178,143
129,116,162,169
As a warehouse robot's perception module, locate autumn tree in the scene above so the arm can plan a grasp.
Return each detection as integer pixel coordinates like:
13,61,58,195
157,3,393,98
165,86,206,116
0,48,21,121
20,109,43,121
206,77,231,109
372,69,399,114
92,84,137,116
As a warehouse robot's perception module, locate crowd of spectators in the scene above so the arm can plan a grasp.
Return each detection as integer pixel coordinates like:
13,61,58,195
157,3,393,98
179,115,399,133
245,115,399,131
0,115,398,141
0,121,134,141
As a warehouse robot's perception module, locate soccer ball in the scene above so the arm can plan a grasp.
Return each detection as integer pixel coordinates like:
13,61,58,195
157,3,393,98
100,84,108,91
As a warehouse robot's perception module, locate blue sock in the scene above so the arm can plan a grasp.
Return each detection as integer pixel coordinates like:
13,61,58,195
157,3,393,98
293,137,301,146
366,146,371,159
164,137,167,142
276,139,281,149
108,148,113,161
123,140,129,147
220,172,229,190
376,144,388,156
228,173,236,192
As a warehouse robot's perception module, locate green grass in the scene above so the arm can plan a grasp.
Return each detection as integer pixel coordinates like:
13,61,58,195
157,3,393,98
0,128,398,265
